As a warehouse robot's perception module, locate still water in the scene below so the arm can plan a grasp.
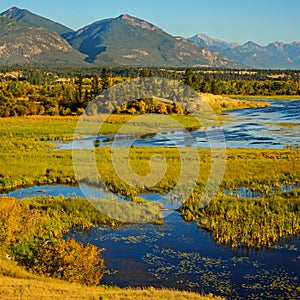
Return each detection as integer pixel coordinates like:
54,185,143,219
69,213,300,299
3,184,300,299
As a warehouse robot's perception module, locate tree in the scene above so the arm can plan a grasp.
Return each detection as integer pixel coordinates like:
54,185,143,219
91,75,101,98
101,68,110,91
183,68,198,90
75,74,83,106
139,68,149,78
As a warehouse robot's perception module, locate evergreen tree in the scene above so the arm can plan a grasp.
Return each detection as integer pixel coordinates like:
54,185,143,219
183,68,197,90
101,68,110,91
91,75,101,98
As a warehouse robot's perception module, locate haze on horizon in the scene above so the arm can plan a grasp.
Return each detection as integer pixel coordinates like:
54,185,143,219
0,0,299,46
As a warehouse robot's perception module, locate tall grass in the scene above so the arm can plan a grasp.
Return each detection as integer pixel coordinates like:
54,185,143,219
180,193,300,248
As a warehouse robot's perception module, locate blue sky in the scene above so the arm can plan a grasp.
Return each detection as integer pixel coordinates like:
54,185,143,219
0,0,299,45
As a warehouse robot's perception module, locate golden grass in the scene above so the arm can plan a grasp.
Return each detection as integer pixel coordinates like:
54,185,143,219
0,255,220,299
0,275,221,300
0,197,15,212
0,254,37,280
200,93,270,113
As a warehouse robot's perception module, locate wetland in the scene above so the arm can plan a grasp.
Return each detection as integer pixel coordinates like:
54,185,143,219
1,97,299,299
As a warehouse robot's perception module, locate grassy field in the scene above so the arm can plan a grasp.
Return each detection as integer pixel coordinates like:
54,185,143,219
0,115,299,194
199,93,270,113
0,141,298,195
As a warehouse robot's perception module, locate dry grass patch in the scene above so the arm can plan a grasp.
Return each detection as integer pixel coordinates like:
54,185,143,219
0,275,222,300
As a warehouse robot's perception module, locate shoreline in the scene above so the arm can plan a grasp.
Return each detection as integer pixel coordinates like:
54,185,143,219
228,94,300,100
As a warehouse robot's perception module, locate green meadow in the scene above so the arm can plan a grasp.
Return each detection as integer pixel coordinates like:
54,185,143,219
0,113,299,299
0,116,299,193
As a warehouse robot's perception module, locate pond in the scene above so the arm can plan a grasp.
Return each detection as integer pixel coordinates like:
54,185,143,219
68,212,300,299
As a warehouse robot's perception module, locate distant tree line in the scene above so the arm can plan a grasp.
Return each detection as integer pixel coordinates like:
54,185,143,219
182,68,300,95
0,66,299,117
2,66,300,81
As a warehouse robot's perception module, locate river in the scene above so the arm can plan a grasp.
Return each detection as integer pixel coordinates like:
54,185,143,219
55,100,300,150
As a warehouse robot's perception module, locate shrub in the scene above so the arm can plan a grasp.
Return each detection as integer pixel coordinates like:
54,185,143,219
10,237,105,286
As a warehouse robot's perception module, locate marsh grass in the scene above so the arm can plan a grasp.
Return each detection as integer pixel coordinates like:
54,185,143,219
1,116,299,247
180,194,300,248
90,198,163,224
0,133,299,195
1,116,298,187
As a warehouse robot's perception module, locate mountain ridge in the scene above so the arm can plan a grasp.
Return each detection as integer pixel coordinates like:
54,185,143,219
190,34,300,69
0,6,73,35
190,34,240,52
62,14,242,67
0,6,299,68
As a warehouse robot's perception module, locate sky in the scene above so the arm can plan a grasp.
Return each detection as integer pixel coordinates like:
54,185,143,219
0,0,299,45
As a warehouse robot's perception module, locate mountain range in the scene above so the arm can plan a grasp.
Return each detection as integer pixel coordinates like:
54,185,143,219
190,34,300,69
62,14,240,68
0,7,299,69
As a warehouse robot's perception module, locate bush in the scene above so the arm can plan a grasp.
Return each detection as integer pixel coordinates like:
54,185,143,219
10,237,105,286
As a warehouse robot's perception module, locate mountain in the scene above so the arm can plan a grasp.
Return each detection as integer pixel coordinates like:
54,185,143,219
189,34,239,53
0,6,73,35
224,41,300,69
0,17,87,66
0,6,299,69
62,14,242,68
190,34,300,69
